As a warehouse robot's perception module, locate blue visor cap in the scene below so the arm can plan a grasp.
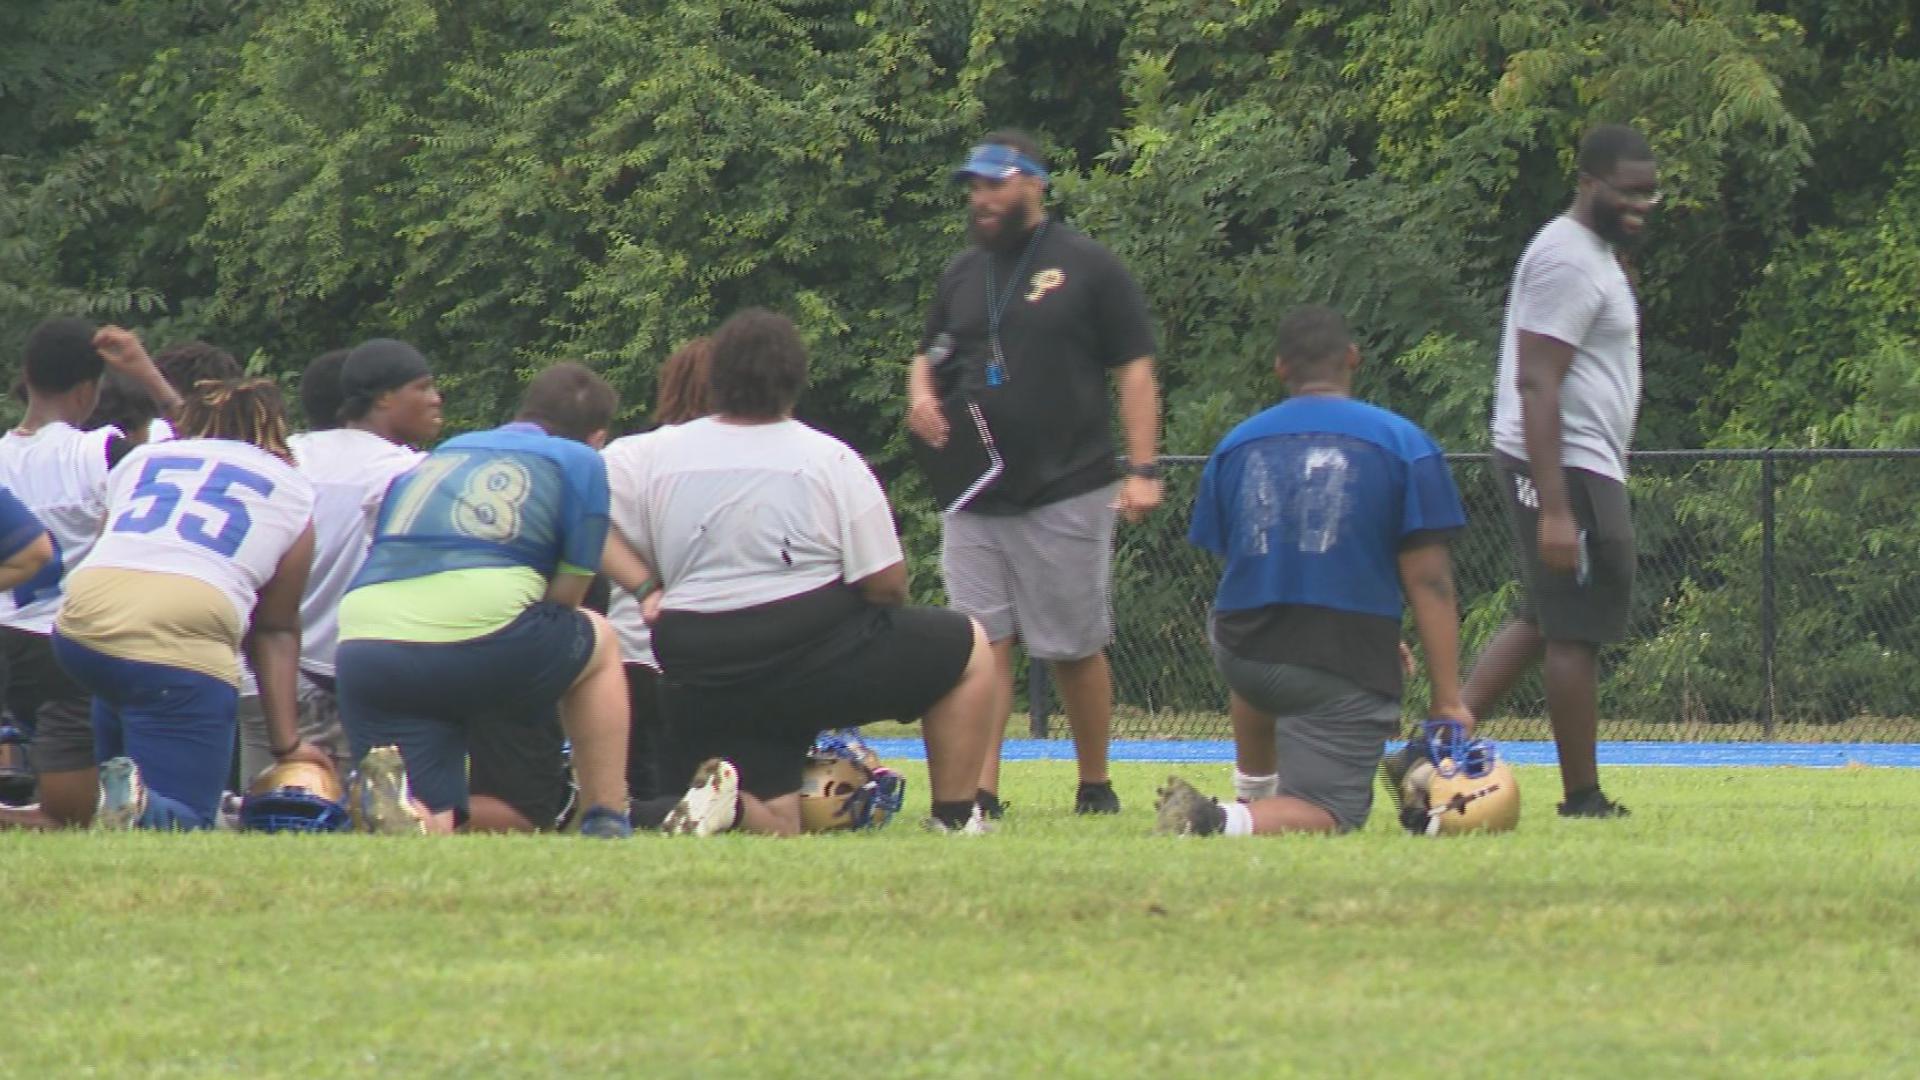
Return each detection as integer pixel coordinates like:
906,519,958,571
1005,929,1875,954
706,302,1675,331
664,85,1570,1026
952,143,1050,185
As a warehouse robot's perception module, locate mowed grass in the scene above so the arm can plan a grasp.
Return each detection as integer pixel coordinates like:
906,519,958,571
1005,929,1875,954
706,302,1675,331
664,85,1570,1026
6,762,1918,1078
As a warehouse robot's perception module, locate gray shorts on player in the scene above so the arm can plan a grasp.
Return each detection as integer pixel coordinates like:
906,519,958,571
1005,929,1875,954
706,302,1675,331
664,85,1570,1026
1212,645,1400,832
237,675,350,786
939,482,1117,662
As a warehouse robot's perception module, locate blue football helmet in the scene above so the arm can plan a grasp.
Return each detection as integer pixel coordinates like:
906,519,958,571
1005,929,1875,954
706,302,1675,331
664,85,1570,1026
240,760,352,833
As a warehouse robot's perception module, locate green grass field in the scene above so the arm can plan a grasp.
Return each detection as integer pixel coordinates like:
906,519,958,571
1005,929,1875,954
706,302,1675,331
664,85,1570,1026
7,761,1918,1078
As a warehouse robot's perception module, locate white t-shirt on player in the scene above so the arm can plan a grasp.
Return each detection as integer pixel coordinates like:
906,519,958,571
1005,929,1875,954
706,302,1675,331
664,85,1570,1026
289,428,423,677
0,422,119,633
603,416,903,616
1491,214,1642,481
79,439,314,627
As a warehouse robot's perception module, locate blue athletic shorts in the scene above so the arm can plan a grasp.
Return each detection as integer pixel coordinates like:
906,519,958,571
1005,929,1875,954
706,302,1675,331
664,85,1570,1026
335,602,595,816
51,635,237,830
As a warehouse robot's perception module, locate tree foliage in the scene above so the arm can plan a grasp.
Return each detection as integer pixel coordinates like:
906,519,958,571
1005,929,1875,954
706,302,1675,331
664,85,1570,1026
3,0,1917,720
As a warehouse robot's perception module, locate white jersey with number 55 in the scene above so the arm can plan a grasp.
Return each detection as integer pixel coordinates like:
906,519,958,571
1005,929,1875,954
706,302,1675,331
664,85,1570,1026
78,439,314,626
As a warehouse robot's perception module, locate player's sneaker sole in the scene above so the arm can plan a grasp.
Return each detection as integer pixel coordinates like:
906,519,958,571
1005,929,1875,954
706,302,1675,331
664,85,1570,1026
93,756,148,831
350,746,428,835
661,758,739,836
1153,775,1224,836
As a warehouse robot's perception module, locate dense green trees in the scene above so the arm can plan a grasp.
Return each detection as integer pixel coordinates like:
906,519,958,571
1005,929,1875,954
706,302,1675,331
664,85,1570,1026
3,1,1916,725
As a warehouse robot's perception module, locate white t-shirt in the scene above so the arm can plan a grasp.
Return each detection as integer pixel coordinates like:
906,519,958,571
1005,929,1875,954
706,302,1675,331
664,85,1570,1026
603,417,903,615
1491,215,1642,481
0,423,119,633
289,428,423,677
148,417,175,443
79,439,314,627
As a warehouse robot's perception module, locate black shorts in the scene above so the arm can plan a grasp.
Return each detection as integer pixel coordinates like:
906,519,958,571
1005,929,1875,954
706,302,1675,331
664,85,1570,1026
1495,452,1635,643
623,662,666,802
656,602,973,800
468,707,574,830
2,627,94,773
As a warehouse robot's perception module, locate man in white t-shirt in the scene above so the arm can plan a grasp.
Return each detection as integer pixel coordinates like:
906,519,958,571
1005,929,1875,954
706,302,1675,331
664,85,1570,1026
0,319,180,827
1456,124,1659,819
607,308,998,836
234,343,440,784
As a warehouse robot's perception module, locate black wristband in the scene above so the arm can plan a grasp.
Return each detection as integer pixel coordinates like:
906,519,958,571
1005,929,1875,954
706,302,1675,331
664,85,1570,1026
1125,460,1162,480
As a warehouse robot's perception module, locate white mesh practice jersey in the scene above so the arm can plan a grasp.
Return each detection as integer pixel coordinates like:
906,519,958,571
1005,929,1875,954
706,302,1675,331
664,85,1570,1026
288,428,423,677
78,439,314,626
0,423,119,633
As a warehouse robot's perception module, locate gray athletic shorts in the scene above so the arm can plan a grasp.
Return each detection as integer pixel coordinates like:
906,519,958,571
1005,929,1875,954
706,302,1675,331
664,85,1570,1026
940,483,1117,661
1211,645,1399,832
1494,452,1635,643
237,675,350,786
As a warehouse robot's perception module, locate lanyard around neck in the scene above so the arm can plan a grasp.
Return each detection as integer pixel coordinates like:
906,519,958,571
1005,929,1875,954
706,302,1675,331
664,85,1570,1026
983,221,1049,386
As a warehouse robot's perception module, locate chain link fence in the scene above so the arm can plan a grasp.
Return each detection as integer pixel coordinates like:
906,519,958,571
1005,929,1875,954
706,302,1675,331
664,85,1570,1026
1026,449,1920,742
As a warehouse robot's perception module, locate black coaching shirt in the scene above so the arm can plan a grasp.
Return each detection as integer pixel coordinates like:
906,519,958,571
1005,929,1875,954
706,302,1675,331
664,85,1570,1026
920,221,1156,514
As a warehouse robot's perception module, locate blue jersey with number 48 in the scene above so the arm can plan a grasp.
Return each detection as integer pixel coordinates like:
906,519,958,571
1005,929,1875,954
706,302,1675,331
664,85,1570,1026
352,422,609,590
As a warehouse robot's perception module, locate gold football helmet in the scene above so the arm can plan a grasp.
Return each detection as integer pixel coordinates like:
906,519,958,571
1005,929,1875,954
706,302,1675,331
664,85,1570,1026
240,759,351,833
1397,721,1520,836
799,730,905,832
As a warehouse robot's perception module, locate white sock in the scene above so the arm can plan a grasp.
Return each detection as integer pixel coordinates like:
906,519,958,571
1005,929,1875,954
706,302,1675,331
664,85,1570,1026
1221,801,1254,837
1233,769,1279,803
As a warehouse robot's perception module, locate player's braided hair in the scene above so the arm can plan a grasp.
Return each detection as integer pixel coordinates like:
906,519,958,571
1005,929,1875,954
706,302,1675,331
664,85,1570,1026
175,377,295,464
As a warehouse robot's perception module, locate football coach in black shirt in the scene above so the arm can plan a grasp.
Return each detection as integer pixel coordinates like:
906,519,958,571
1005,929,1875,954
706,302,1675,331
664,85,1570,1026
906,129,1163,817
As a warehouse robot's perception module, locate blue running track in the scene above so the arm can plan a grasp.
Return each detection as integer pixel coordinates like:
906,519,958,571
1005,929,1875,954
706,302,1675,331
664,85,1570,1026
865,739,1920,768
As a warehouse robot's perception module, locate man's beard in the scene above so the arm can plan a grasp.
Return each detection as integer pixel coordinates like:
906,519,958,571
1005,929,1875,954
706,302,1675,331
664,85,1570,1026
968,205,1034,253
1590,201,1646,249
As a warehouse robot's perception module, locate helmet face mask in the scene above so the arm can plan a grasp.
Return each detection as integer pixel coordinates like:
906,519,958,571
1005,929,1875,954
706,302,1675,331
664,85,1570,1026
799,729,906,833
1397,720,1520,836
240,760,351,834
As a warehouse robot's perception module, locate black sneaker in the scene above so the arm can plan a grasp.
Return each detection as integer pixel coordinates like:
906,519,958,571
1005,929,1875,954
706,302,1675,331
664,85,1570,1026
1557,788,1630,818
1378,729,1430,812
975,788,1006,820
1074,781,1120,815
1153,777,1224,836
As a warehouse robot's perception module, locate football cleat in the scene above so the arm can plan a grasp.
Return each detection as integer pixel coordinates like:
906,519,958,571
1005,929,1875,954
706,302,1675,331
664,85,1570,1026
662,758,739,836
576,804,634,839
1558,788,1630,818
1074,781,1121,815
1396,719,1520,836
921,804,994,835
799,729,906,832
93,756,148,831
1153,776,1225,837
240,760,351,834
349,746,428,835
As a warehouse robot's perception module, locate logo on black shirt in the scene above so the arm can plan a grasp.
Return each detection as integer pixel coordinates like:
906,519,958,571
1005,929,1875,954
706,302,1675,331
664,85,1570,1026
1025,268,1065,303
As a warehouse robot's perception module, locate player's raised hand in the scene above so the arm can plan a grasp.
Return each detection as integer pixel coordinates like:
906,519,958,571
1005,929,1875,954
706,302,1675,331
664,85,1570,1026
92,325,154,372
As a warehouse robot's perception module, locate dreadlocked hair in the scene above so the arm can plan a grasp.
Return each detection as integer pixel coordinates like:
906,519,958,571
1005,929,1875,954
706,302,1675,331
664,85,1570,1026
175,377,295,463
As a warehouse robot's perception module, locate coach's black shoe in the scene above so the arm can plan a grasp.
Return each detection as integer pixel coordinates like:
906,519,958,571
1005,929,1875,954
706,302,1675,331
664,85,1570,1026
1074,780,1120,815
1379,729,1431,812
1153,777,1224,836
1557,787,1630,819
975,788,1006,820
